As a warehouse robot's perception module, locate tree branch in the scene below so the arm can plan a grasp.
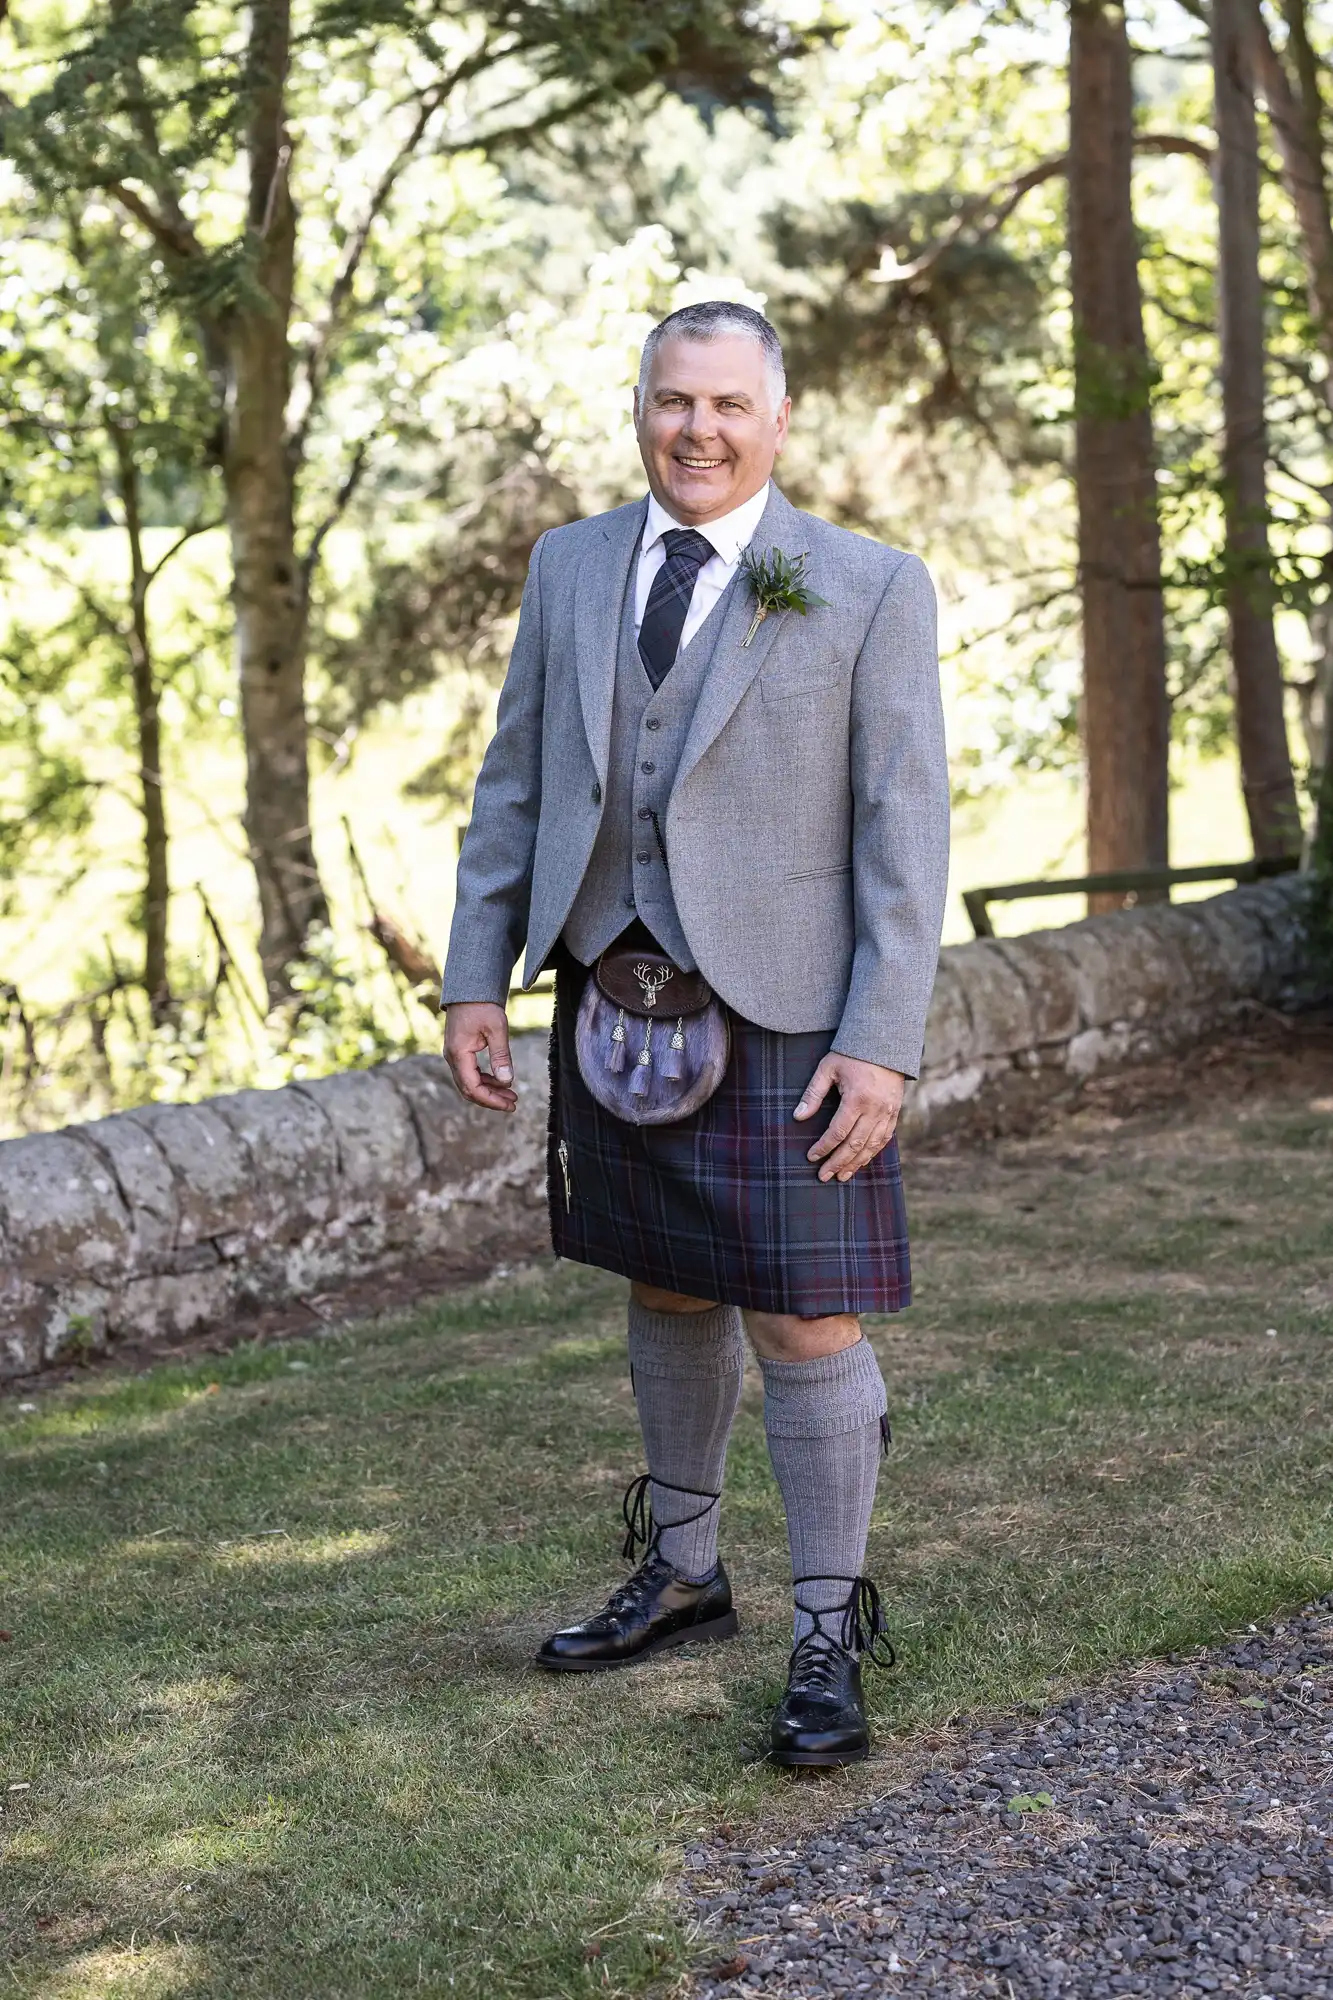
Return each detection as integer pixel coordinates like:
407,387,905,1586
440,80,610,161
259,143,293,240
145,517,226,587
1137,131,1215,165
107,0,201,258
871,133,1213,287
301,434,375,580
26,548,127,645
290,43,540,458
1150,298,1216,335
106,179,202,261
289,84,449,455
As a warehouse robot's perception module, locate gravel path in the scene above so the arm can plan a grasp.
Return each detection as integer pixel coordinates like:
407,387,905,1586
687,1600,1333,1999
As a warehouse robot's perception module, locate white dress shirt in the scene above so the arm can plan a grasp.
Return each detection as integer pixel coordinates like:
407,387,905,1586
632,482,771,652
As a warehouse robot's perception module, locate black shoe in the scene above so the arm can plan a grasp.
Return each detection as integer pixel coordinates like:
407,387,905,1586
536,1473,739,1673
537,1549,738,1671
769,1575,895,1769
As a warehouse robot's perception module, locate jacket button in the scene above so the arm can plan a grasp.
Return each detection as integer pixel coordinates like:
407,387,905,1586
591,783,602,804
645,717,662,731
641,760,655,775
636,851,652,865
637,807,652,820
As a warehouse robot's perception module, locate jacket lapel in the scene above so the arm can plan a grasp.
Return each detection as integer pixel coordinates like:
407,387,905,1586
672,484,805,795
574,498,647,787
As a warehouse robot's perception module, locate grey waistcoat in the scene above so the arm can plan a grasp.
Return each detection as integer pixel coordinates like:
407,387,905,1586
561,565,739,968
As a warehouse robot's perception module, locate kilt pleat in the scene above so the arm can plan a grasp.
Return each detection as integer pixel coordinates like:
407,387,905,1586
547,950,911,1316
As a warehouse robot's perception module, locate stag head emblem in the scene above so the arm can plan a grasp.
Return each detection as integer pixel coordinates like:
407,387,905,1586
633,962,673,1009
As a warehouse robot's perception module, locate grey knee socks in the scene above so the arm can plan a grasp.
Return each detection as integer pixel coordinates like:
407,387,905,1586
627,1300,746,1582
759,1338,888,1651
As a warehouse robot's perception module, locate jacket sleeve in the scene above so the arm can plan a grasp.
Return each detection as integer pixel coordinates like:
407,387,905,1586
831,552,950,1077
439,532,548,1007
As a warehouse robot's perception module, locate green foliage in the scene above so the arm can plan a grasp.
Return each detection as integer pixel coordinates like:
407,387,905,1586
739,544,829,644
740,544,830,617
772,196,1054,458
4,0,1333,1094
279,926,424,1076
0,189,224,976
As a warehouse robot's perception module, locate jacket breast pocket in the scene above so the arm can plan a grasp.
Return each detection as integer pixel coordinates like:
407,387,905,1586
759,655,848,703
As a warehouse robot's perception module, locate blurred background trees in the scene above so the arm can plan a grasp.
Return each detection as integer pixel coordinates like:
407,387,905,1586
1,0,1331,1125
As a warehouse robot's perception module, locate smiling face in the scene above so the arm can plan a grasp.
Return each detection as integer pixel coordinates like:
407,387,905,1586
634,332,790,525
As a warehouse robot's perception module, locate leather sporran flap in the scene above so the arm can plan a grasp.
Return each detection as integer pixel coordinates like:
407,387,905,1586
593,947,713,1018
576,947,729,1127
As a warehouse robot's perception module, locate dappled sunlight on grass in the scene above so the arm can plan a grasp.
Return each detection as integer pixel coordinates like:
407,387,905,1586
23,1942,201,2000
208,1529,394,1570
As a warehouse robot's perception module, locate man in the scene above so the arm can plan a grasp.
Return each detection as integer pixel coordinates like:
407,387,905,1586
442,300,948,1767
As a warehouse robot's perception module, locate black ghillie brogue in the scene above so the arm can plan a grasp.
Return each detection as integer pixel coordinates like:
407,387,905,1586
769,1574,895,1768
536,1473,740,1673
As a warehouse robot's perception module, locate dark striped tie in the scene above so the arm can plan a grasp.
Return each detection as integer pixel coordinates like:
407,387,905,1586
638,528,715,689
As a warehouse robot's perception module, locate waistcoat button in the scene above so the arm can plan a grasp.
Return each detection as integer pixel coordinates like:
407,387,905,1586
641,760,655,774
591,783,602,804
645,716,662,731
636,851,652,865
637,807,652,820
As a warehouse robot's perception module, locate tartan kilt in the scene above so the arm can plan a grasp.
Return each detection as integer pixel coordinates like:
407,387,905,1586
547,948,911,1316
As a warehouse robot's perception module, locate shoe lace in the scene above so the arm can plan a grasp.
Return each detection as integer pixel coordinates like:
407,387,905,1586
788,1573,896,1689
620,1471,721,1564
602,1552,673,1620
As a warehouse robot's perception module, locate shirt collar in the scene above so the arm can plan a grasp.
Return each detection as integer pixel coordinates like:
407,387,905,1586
642,481,771,565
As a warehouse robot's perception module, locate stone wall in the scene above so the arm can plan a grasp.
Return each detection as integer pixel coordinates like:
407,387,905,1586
0,875,1310,1377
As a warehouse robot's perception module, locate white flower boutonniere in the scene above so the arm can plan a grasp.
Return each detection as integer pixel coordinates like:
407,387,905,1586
739,545,830,648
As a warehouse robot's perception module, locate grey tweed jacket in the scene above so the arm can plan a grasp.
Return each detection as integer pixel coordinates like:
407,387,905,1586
441,483,950,1076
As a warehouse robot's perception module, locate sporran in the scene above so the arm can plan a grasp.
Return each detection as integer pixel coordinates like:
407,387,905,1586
575,944,729,1126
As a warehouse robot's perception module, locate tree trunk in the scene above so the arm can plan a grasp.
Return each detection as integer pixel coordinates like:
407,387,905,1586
1068,0,1171,908
1240,0,1333,402
1240,0,1333,917
1304,595,1333,883
224,0,328,1000
1213,0,1303,859
109,425,172,1022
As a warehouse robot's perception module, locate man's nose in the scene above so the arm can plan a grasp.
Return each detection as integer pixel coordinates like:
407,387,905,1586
681,400,718,437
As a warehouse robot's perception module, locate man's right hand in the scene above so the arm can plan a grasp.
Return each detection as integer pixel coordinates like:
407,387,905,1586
443,1002,518,1113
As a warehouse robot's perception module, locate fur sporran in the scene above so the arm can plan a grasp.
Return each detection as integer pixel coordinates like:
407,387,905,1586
575,945,730,1126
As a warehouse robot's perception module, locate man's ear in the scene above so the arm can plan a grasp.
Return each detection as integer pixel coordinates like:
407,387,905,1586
632,385,641,428
774,394,792,455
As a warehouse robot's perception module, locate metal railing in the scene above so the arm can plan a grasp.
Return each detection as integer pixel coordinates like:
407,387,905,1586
962,855,1301,940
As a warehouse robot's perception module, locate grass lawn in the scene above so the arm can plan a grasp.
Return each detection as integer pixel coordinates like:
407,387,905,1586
2,1047,1331,1998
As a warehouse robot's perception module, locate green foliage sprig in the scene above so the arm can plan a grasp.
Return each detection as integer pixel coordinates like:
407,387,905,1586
738,545,829,647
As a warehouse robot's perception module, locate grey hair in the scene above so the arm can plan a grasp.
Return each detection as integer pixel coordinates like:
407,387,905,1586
638,300,787,407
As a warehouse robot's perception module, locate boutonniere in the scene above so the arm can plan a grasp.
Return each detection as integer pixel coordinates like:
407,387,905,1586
739,546,830,648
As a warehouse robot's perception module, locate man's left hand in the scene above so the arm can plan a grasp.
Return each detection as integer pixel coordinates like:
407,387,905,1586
794,1054,905,1182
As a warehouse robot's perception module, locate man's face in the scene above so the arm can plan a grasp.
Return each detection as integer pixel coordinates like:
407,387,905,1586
634,332,790,524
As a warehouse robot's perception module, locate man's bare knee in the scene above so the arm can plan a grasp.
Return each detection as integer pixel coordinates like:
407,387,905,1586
630,1283,720,1315
743,1309,862,1361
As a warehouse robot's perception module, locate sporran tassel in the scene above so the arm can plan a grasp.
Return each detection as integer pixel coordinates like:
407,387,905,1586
607,1007,628,1073
660,1017,685,1080
628,1018,654,1097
